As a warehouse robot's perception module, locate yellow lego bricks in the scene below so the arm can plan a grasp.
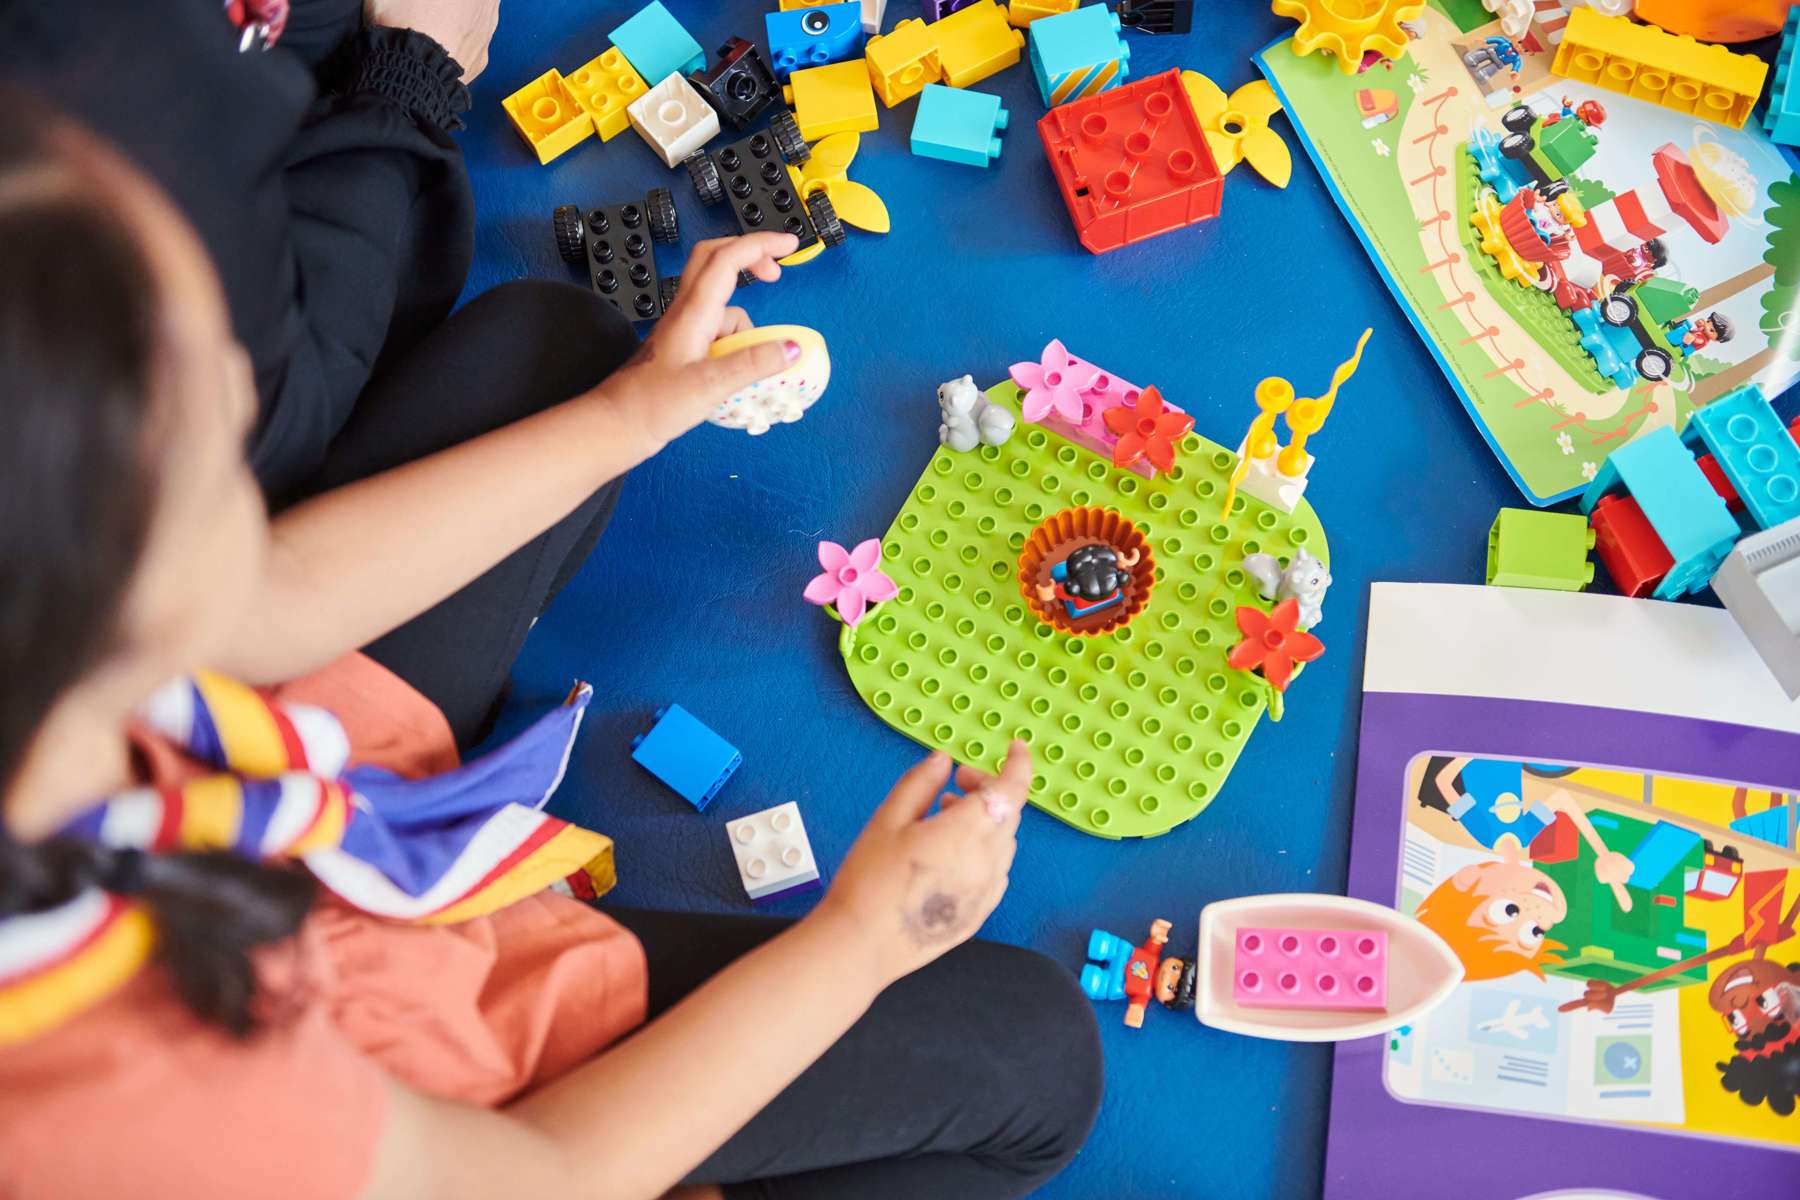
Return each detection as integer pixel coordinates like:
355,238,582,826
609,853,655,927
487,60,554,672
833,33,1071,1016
1551,8,1767,128
1008,0,1079,27
783,59,880,139
933,1,1025,88
562,49,648,141
502,70,594,164
866,18,942,106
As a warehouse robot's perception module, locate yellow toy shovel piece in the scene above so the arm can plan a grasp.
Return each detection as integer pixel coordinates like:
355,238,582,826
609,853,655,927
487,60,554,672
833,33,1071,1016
792,132,892,234
1181,71,1292,189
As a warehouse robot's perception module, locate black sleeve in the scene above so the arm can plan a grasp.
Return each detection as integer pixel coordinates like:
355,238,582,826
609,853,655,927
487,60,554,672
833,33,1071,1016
0,0,475,502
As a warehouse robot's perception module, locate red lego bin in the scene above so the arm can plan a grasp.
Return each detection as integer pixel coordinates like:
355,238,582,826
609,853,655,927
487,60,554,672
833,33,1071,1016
1037,69,1222,254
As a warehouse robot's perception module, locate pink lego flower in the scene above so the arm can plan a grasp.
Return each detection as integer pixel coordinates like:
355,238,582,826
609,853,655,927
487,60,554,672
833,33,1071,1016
803,539,898,627
1010,339,1098,425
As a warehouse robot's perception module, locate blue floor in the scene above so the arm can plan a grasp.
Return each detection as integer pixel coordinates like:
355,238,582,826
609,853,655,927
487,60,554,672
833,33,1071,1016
460,4,1697,1196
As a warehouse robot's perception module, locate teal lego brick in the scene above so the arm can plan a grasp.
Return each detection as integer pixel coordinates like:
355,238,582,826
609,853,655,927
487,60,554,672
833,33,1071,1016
1028,4,1129,106
911,84,1008,166
1579,427,1738,599
1767,7,1800,146
1680,385,1800,532
609,1,705,88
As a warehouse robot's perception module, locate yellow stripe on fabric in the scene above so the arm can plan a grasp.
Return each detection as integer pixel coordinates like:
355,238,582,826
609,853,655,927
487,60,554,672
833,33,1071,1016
423,828,616,925
288,781,348,856
0,906,155,1046
193,670,290,777
178,774,245,852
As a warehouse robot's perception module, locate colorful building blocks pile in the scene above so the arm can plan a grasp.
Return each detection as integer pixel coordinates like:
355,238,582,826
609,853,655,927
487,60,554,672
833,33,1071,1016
1008,0,1079,27
1008,340,1185,478
1578,426,1738,600
1028,3,1130,106
933,0,1025,88
1037,69,1220,254
631,703,742,811
1766,7,1800,146
1233,927,1388,1012
726,802,821,901
1589,493,1674,599
1550,8,1767,130
609,0,706,88
1269,0,1424,74
1679,386,1800,534
780,0,888,35
865,17,943,105
911,83,1008,166
502,53,650,164
628,72,723,167
765,1,865,78
783,58,879,139
1485,509,1595,592
1712,517,1800,698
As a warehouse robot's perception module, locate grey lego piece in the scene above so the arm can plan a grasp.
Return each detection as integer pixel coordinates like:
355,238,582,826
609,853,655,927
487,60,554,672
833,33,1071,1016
1712,517,1800,699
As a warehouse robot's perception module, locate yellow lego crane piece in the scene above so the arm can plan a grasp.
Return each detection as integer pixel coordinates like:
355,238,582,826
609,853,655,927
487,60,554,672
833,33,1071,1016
1269,0,1424,75
1551,8,1768,129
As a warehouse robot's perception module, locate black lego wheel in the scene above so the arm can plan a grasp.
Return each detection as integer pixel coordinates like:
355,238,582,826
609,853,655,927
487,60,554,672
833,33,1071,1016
1542,177,1569,202
659,274,680,310
1501,105,1536,134
552,204,587,264
1499,130,1533,160
646,187,680,244
1635,348,1673,382
769,107,810,165
737,268,757,288
686,152,725,206
806,191,845,248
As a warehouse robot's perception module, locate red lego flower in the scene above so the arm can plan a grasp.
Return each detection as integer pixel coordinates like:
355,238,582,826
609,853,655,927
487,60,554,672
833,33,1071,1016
1103,386,1194,472
1226,598,1324,692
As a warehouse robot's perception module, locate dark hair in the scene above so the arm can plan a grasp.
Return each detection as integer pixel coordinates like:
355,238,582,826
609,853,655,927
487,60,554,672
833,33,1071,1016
1708,311,1735,343
0,100,313,1037
1717,1007,1800,1117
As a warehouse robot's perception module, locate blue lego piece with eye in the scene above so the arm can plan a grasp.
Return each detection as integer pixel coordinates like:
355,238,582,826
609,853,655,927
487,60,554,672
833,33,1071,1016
911,84,1008,167
610,1,706,88
764,2,865,80
630,703,742,811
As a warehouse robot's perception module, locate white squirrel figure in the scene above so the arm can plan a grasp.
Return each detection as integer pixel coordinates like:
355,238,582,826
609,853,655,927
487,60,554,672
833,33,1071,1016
1243,548,1331,630
937,374,1016,452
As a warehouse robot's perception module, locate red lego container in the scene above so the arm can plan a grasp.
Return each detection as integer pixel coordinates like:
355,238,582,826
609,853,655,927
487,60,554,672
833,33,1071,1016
1037,69,1222,254
1589,493,1673,598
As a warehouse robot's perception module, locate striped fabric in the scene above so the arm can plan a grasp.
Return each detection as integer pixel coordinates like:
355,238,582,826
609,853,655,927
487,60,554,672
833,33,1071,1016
0,671,613,1045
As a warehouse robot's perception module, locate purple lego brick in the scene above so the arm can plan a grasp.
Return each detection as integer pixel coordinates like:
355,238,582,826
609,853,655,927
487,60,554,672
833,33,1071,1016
922,0,980,19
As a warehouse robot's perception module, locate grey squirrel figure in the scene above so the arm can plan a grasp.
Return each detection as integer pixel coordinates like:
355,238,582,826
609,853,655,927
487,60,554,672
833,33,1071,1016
1243,548,1331,630
937,374,1016,452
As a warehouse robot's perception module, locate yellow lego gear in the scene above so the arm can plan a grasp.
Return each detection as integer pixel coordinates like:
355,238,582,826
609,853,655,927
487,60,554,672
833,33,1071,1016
1269,0,1425,75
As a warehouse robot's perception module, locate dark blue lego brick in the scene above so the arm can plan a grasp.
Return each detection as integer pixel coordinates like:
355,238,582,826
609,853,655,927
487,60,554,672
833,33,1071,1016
630,703,742,810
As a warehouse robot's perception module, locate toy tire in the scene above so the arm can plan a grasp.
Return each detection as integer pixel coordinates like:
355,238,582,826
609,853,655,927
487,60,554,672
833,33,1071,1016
770,108,810,165
807,192,845,248
1635,348,1673,382
553,205,587,265
686,152,725,206
1499,131,1533,160
646,187,680,244
1599,293,1637,327
1500,105,1536,134
1542,178,1569,201
659,273,680,310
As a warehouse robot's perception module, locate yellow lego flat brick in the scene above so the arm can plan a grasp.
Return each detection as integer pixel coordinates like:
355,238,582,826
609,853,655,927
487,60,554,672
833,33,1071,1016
1551,8,1767,128
933,0,1024,88
784,58,880,139
1008,0,1078,27
866,18,942,106
561,49,648,141
502,69,594,164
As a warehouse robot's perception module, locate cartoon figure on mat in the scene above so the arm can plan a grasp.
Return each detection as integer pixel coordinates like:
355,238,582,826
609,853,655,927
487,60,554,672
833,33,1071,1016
1668,310,1735,357
1037,543,1138,621
1080,919,1195,1028
1559,877,1800,1116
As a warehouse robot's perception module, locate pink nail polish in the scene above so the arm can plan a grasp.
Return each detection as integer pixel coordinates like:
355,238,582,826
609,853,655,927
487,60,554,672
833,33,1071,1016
783,339,801,362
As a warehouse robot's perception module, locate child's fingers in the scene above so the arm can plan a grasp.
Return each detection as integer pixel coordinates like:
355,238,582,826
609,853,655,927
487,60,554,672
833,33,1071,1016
871,751,954,829
693,336,797,402
666,233,797,344
717,305,752,338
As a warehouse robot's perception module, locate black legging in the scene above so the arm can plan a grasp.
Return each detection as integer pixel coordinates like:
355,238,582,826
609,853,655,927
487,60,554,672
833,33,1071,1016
317,280,1103,1198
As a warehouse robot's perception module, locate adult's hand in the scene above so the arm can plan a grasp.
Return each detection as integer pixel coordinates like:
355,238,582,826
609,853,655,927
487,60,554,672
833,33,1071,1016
366,0,501,81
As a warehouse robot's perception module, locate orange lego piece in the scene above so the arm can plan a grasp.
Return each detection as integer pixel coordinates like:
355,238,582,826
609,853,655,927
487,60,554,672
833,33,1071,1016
783,59,880,140
1008,0,1079,27
865,18,942,106
933,0,1025,88
562,49,648,141
501,69,594,164
1551,8,1767,128
1635,0,1795,43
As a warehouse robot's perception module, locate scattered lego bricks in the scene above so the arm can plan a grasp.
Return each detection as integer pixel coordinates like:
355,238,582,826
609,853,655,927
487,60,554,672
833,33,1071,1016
1767,7,1800,145
502,70,599,165
686,120,823,254
609,0,706,89
566,50,651,141
782,0,888,35
1580,427,1736,599
553,192,681,321
765,1,865,79
1233,928,1387,1012
911,84,1007,167
1589,493,1673,598
727,802,821,901
1485,509,1595,592
1028,3,1130,106
783,58,879,139
1679,385,1800,533
932,0,1025,88
628,73,722,168
690,37,781,131
1038,70,1222,254
865,17,943,106
839,379,1330,840
630,703,742,811
1551,8,1767,129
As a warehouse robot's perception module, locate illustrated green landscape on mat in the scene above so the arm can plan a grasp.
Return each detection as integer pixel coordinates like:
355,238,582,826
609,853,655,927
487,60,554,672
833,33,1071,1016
1260,2,1800,505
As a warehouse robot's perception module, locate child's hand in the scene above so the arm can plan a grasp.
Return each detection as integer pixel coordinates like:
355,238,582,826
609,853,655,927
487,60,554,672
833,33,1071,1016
1593,849,1634,887
590,232,802,453
817,742,1033,991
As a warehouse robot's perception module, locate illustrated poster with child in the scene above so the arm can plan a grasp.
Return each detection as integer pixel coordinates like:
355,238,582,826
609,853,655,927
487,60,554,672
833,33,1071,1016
1325,585,1800,1199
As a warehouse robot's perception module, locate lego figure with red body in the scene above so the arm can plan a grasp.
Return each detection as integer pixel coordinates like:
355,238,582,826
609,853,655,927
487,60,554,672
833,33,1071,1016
1079,918,1195,1027
1668,311,1735,357
1036,542,1137,620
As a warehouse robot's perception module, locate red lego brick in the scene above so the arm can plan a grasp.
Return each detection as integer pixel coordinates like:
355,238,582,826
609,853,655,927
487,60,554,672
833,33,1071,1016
1589,493,1673,598
1696,451,1743,511
1037,69,1222,254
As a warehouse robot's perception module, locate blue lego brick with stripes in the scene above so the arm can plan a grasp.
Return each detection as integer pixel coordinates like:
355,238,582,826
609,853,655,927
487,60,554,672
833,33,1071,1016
1028,4,1130,106
1681,384,1800,532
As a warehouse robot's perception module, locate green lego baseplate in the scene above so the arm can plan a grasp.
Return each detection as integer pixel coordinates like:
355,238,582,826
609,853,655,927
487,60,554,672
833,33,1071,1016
837,379,1329,839
1456,149,1612,396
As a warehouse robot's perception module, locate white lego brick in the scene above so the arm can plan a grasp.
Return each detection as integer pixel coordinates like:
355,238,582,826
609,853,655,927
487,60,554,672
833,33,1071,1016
861,0,889,33
1712,517,1800,699
628,73,721,168
1234,444,1313,514
726,802,819,900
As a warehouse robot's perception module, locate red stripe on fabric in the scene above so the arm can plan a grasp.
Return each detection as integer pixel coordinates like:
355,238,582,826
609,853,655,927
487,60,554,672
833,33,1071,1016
267,704,309,771
564,870,598,900
154,788,184,851
0,895,129,986
422,819,566,918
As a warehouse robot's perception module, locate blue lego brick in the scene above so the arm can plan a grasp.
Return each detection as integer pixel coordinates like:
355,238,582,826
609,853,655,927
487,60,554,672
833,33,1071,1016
1578,426,1738,599
910,84,1008,167
1623,822,1702,891
1680,385,1800,532
630,703,742,811
609,1,705,88
1028,4,1129,107
1767,7,1800,146
764,2,865,79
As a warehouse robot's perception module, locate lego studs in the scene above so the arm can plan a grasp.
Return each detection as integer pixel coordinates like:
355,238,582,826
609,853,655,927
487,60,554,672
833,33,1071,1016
1019,507,1155,637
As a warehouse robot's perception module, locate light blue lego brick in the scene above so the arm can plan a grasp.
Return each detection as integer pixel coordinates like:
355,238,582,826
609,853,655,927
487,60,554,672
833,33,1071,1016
764,2,864,79
1681,385,1800,532
1623,822,1702,891
1767,7,1800,146
910,84,1007,167
1028,4,1128,106
609,1,705,88
1578,426,1738,599
630,703,741,811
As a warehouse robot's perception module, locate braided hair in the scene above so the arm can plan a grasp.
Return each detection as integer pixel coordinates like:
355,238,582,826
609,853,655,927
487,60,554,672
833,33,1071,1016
0,98,313,1037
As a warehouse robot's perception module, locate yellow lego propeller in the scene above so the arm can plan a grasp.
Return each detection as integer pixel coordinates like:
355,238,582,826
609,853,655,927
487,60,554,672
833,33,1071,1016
1181,72,1292,189
791,132,891,234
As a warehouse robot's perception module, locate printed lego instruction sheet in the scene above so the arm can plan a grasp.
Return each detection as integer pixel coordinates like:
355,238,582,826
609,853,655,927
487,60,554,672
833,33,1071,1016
1258,1,1800,505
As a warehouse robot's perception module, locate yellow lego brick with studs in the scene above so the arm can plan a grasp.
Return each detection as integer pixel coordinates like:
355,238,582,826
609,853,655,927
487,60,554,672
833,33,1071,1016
865,18,942,106
1551,8,1767,128
932,0,1024,88
1007,0,1079,27
501,69,594,164
783,59,880,140
561,49,648,141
